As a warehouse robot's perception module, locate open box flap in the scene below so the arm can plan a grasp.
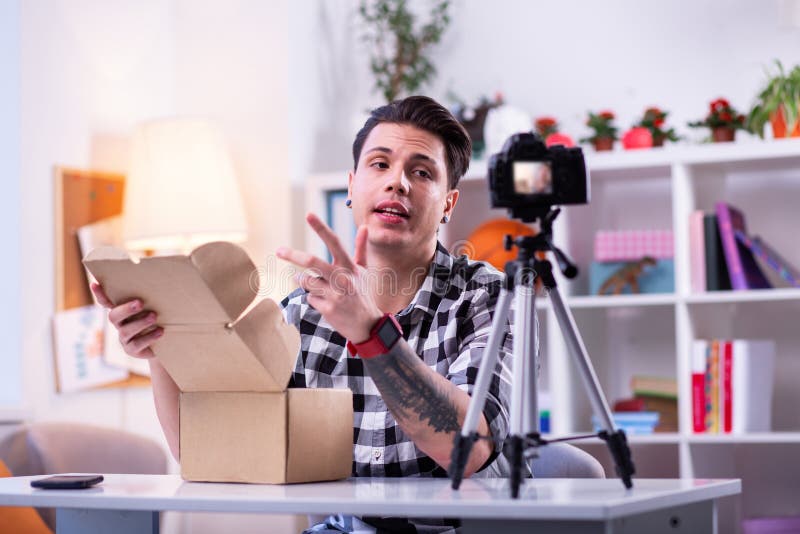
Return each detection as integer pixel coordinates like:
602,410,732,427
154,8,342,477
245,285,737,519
83,246,234,325
83,243,299,392
233,298,299,391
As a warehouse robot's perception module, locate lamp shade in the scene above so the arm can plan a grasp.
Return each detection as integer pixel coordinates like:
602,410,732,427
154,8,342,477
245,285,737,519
123,118,248,252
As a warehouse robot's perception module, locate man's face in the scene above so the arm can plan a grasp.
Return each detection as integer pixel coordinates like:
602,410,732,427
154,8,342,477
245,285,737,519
348,122,458,253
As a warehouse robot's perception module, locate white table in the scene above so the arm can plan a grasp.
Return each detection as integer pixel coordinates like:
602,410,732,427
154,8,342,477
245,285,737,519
0,474,740,533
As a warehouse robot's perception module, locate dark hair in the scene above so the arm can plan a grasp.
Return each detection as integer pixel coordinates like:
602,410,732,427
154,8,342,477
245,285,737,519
352,95,471,190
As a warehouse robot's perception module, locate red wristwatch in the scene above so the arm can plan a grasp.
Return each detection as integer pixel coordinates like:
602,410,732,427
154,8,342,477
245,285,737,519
346,313,403,359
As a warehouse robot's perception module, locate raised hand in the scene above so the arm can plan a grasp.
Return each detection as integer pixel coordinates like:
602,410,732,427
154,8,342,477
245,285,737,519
276,213,382,343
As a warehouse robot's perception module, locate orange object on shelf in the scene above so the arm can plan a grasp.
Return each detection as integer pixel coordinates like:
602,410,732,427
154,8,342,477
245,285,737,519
770,105,800,138
463,218,536,270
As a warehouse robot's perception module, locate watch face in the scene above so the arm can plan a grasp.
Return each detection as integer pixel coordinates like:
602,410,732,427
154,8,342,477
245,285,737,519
377,318,401,348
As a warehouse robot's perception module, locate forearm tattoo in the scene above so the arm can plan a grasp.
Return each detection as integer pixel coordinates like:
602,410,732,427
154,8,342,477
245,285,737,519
363,340,461,434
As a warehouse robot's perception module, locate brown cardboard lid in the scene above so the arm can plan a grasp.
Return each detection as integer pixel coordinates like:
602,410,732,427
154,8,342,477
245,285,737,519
83,242,300,392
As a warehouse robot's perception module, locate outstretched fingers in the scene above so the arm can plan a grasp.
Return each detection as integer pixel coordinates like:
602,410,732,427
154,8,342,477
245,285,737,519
306,213,357,271
353,225,369,268
276,246,334,281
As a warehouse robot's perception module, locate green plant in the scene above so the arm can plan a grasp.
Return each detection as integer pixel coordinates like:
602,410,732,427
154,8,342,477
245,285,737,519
636,107,680,143
580,110,618,143
747,60,800,138
688,98,747,130
358,0,451,103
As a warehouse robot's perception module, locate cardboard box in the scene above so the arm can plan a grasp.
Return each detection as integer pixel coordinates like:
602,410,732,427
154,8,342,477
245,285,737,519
84,242,353,484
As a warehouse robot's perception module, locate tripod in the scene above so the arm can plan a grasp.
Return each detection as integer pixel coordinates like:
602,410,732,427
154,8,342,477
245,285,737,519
449,207,635,499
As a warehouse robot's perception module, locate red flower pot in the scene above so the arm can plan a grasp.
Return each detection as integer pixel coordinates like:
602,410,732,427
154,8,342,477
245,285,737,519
712,127,736,143
592,137,614,151
652,133,665,147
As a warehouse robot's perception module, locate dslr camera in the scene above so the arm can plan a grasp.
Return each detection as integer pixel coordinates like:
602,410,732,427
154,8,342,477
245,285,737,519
487,132,590,222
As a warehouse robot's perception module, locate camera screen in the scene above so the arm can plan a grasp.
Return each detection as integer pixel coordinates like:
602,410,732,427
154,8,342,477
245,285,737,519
513,162,553,195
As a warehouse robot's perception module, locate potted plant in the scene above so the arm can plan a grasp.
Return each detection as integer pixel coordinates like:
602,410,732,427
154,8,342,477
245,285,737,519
358,0,451,103
688,98,747,142
580,110,618,151
451,92,504,159
534,116,559,138
747,60,800,139
534,116,574,147
636,107,680,147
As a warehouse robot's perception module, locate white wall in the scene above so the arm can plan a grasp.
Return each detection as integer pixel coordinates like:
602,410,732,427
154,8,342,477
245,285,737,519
0,0,22,417
308,0,800,172
17,0,176,446
173,0,292,277
15,0,303,445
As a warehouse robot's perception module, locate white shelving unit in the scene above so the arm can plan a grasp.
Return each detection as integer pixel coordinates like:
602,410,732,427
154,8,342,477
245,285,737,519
307,138,800,531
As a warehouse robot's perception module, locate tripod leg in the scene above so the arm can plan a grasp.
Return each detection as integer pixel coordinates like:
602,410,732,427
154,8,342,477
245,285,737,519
507,435,524,499
507,274,537,498
548,286,636,488
450,287,514,490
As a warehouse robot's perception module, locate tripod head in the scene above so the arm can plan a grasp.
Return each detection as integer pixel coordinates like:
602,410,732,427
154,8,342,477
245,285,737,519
504,206,579,281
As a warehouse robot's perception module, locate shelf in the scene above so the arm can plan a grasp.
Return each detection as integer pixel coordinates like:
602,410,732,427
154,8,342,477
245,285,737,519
685,288,800,305
687,432,800,444
308,130,800,523
625,433,682,444
574,433,800,445
565,293,677,309
571,433,681,445
462,137,800,182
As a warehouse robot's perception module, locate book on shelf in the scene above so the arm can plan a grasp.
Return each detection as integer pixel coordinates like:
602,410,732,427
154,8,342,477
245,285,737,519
691,340,707,433
706,340,720,433
593,229,674,262
630,375,677,399
715,202,771,290
734,230,800,288
689,211,706,292
592,412,660,435
614,395,678,432
743,515,800,534
703,213,732,291
691,338,775,434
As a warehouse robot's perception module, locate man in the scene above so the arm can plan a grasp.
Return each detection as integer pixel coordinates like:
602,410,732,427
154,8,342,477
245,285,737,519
92,96,518,533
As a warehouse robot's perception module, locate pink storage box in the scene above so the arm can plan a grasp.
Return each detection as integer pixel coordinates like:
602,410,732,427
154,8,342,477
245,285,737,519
594,230,674,262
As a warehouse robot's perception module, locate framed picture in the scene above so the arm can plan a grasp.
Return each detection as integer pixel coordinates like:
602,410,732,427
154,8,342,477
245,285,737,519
54,166,125,311
53,166,149,390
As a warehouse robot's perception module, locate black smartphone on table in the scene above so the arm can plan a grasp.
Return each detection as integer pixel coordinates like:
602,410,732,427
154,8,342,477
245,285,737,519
30,475,104,489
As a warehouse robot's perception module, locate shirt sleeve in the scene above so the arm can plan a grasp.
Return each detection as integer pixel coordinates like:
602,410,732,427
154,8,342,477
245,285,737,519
280,288,307,388
446,281,515,458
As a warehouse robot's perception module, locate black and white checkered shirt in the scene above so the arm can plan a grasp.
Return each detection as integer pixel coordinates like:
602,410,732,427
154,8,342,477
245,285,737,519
280,241,515,479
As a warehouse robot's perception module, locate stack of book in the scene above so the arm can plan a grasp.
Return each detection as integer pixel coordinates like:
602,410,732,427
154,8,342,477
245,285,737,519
692,339,775,434
611,375,678,434
690,202,799,292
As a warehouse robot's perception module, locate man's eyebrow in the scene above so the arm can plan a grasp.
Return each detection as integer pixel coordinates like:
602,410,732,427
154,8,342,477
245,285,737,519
364,147,436,164
365,146,392,155
409,153,435,164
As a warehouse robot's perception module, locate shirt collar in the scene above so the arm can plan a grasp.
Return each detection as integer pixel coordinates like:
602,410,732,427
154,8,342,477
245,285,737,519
396,241,454,321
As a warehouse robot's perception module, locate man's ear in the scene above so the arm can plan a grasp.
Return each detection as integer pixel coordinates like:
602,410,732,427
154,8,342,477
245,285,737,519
347,170,354,201
444,189,460,218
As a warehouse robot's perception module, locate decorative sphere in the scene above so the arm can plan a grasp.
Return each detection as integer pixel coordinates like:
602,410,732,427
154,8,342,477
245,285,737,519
463,218,535,270
622,127,653,149
545,132,575,148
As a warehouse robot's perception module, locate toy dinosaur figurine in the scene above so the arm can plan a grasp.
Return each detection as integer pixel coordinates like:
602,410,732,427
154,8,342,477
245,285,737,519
597,256,657,295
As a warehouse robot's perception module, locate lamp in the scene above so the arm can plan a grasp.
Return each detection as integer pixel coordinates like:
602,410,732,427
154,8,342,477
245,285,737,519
123,118,247,253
